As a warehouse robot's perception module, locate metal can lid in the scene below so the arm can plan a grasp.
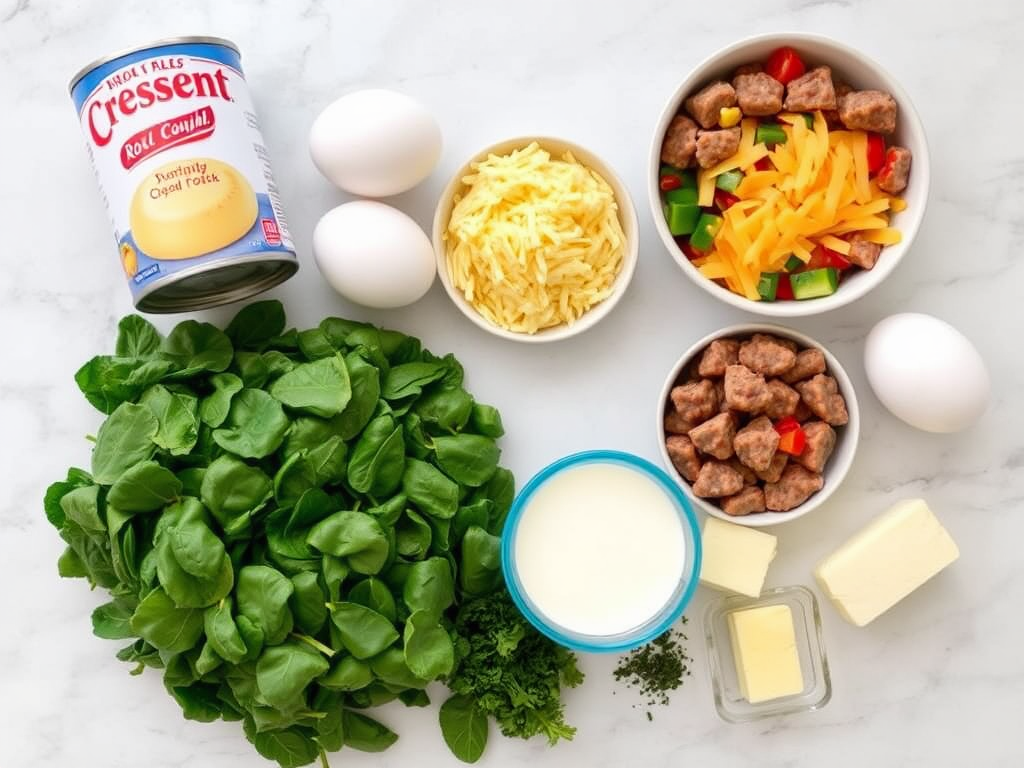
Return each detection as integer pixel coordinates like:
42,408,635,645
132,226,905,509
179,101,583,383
68,35,240,94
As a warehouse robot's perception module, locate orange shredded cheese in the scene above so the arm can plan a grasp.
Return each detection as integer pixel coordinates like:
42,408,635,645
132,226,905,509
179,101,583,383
693,111,905,300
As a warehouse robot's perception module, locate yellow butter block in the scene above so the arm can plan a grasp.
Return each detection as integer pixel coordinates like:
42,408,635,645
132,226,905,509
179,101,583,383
815,499,959,627
700,517,777,598
728,604,804,703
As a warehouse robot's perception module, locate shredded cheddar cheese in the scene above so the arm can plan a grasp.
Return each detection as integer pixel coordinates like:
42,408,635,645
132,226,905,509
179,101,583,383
694,112,906,300
445,143,625,334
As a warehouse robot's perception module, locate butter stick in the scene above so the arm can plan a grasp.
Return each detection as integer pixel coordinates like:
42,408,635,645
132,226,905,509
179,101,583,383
815,499,959,626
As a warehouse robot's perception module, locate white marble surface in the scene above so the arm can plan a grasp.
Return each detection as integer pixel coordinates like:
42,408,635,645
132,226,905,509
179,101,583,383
2,0,1022,766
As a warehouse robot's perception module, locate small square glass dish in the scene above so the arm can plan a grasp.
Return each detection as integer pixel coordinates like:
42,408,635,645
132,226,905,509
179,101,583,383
704,585,831,723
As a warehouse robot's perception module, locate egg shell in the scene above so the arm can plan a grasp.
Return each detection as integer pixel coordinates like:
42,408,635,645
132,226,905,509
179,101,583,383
309,89,442,197
864,313,990,433
313,201,436,309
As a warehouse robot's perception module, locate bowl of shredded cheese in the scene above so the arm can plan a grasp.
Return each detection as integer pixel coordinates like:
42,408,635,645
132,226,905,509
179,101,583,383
433,137,638,341
649,33,929,316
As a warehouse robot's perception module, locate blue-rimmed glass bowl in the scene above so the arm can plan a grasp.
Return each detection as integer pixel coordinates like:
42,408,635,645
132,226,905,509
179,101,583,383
501,450,702,653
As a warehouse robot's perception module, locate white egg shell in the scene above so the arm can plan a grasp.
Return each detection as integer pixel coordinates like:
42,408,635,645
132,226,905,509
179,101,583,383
865,313,990,433
309,89,442,197
313,201,436,309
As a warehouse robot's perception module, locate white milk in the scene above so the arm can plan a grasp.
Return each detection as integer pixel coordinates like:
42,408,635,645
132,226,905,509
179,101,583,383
513,462,686,636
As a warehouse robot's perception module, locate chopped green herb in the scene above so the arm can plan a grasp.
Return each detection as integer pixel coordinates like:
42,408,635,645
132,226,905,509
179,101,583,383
612,620,692,719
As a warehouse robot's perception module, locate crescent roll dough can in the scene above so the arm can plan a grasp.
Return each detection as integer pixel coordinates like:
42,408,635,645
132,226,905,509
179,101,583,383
69,37,298,312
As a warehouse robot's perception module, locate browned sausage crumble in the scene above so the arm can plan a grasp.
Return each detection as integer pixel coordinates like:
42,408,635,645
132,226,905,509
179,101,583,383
664,333,849,515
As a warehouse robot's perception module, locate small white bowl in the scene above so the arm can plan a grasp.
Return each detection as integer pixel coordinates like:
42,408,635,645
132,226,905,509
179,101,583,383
649,32,930,317
432,136,639,343
656,323,860,526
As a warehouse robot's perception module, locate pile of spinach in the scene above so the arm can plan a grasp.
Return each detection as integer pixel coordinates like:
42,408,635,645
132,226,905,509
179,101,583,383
45,300,518,768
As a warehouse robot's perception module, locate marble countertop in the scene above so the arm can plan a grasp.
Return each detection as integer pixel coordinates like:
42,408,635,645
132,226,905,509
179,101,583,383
3,0,1022,766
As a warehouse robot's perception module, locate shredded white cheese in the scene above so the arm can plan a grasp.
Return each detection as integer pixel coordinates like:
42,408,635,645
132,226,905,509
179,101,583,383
445,142,625,334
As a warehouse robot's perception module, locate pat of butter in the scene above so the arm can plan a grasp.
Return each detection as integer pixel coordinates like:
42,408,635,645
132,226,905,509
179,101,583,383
700,517,777,598
728,604,804,703
130,157,258,260
815,499,959,627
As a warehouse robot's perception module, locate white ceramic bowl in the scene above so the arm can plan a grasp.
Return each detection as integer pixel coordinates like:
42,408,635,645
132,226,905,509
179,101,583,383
649,32,929,317
656,323,860,526
432,136,639,343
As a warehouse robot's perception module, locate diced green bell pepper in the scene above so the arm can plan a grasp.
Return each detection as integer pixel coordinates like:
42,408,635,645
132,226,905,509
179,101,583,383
790,267,839,299
757,272,780,301
664,187,699,205
666,202,700,236
689,212,723,251
784,255,804,272
801,113,815,129
755,123,788,145
715,170,744,193
660,165,697,188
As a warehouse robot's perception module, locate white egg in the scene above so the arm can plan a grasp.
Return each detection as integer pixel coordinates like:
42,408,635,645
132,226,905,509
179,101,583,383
313,201,436,308
309,89,442,197
864,313,990,433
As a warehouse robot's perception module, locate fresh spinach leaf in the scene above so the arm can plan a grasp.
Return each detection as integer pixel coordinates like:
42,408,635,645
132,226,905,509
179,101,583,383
469,403,505,438
328,602,398,659
433,434,500,487
236,565,295,646
212,389,290,459
129,587,204,653
90,402,158,484
225,300,286,351
108,461,181,512
161,321,233,378
255,641,330,710
199,372,243,427
346,414,404,497
439,693,489,763
402,459,459,519
402,557,455,618
115,315,162,358
381,361,448,400
403,610,454,679
342,710,398,752
270,356,352,418
91,597,137,640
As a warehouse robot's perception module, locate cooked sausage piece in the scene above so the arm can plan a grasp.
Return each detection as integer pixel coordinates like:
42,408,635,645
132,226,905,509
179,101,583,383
692,460,745,498
824,81,853,128
685,81,737,129
846,234,883,269
698,338,741,377
877,146,912,194
739,334,797,376
795,374,849,426
755,451,788,483
670,379,718,424
729,458,758,486
793,399,814,423
695,127,741,168
764,464,824,511
838,90,897,134
763,379,800,419
733,72,784,116
664,409,695,435
792,421,836,473
724,364,770,413
688,412,737,460
666,435,702,482
661,115,699,168
781,348,826,384
714,379,731,414
733,416,780,472
721,485,767,516
783,66,837,112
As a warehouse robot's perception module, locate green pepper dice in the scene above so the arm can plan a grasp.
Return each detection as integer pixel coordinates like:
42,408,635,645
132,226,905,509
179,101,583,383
689,213,723,252
790,267,839,299
666,202,700,236
755,124,788,145
715,170,744,193
757,273,780,301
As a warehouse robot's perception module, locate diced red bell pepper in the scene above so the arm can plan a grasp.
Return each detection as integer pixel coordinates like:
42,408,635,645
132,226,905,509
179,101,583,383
660,174,682,191
676,238,705,261
775,273,794,300
866,133,885,174
755,157,774,172
808,245,852,271
773,416,801,435
777,427,806,456
714,190,740,210
765,46,806,85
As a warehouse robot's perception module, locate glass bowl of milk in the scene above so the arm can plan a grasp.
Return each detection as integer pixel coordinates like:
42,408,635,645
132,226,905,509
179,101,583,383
502,450,702,652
